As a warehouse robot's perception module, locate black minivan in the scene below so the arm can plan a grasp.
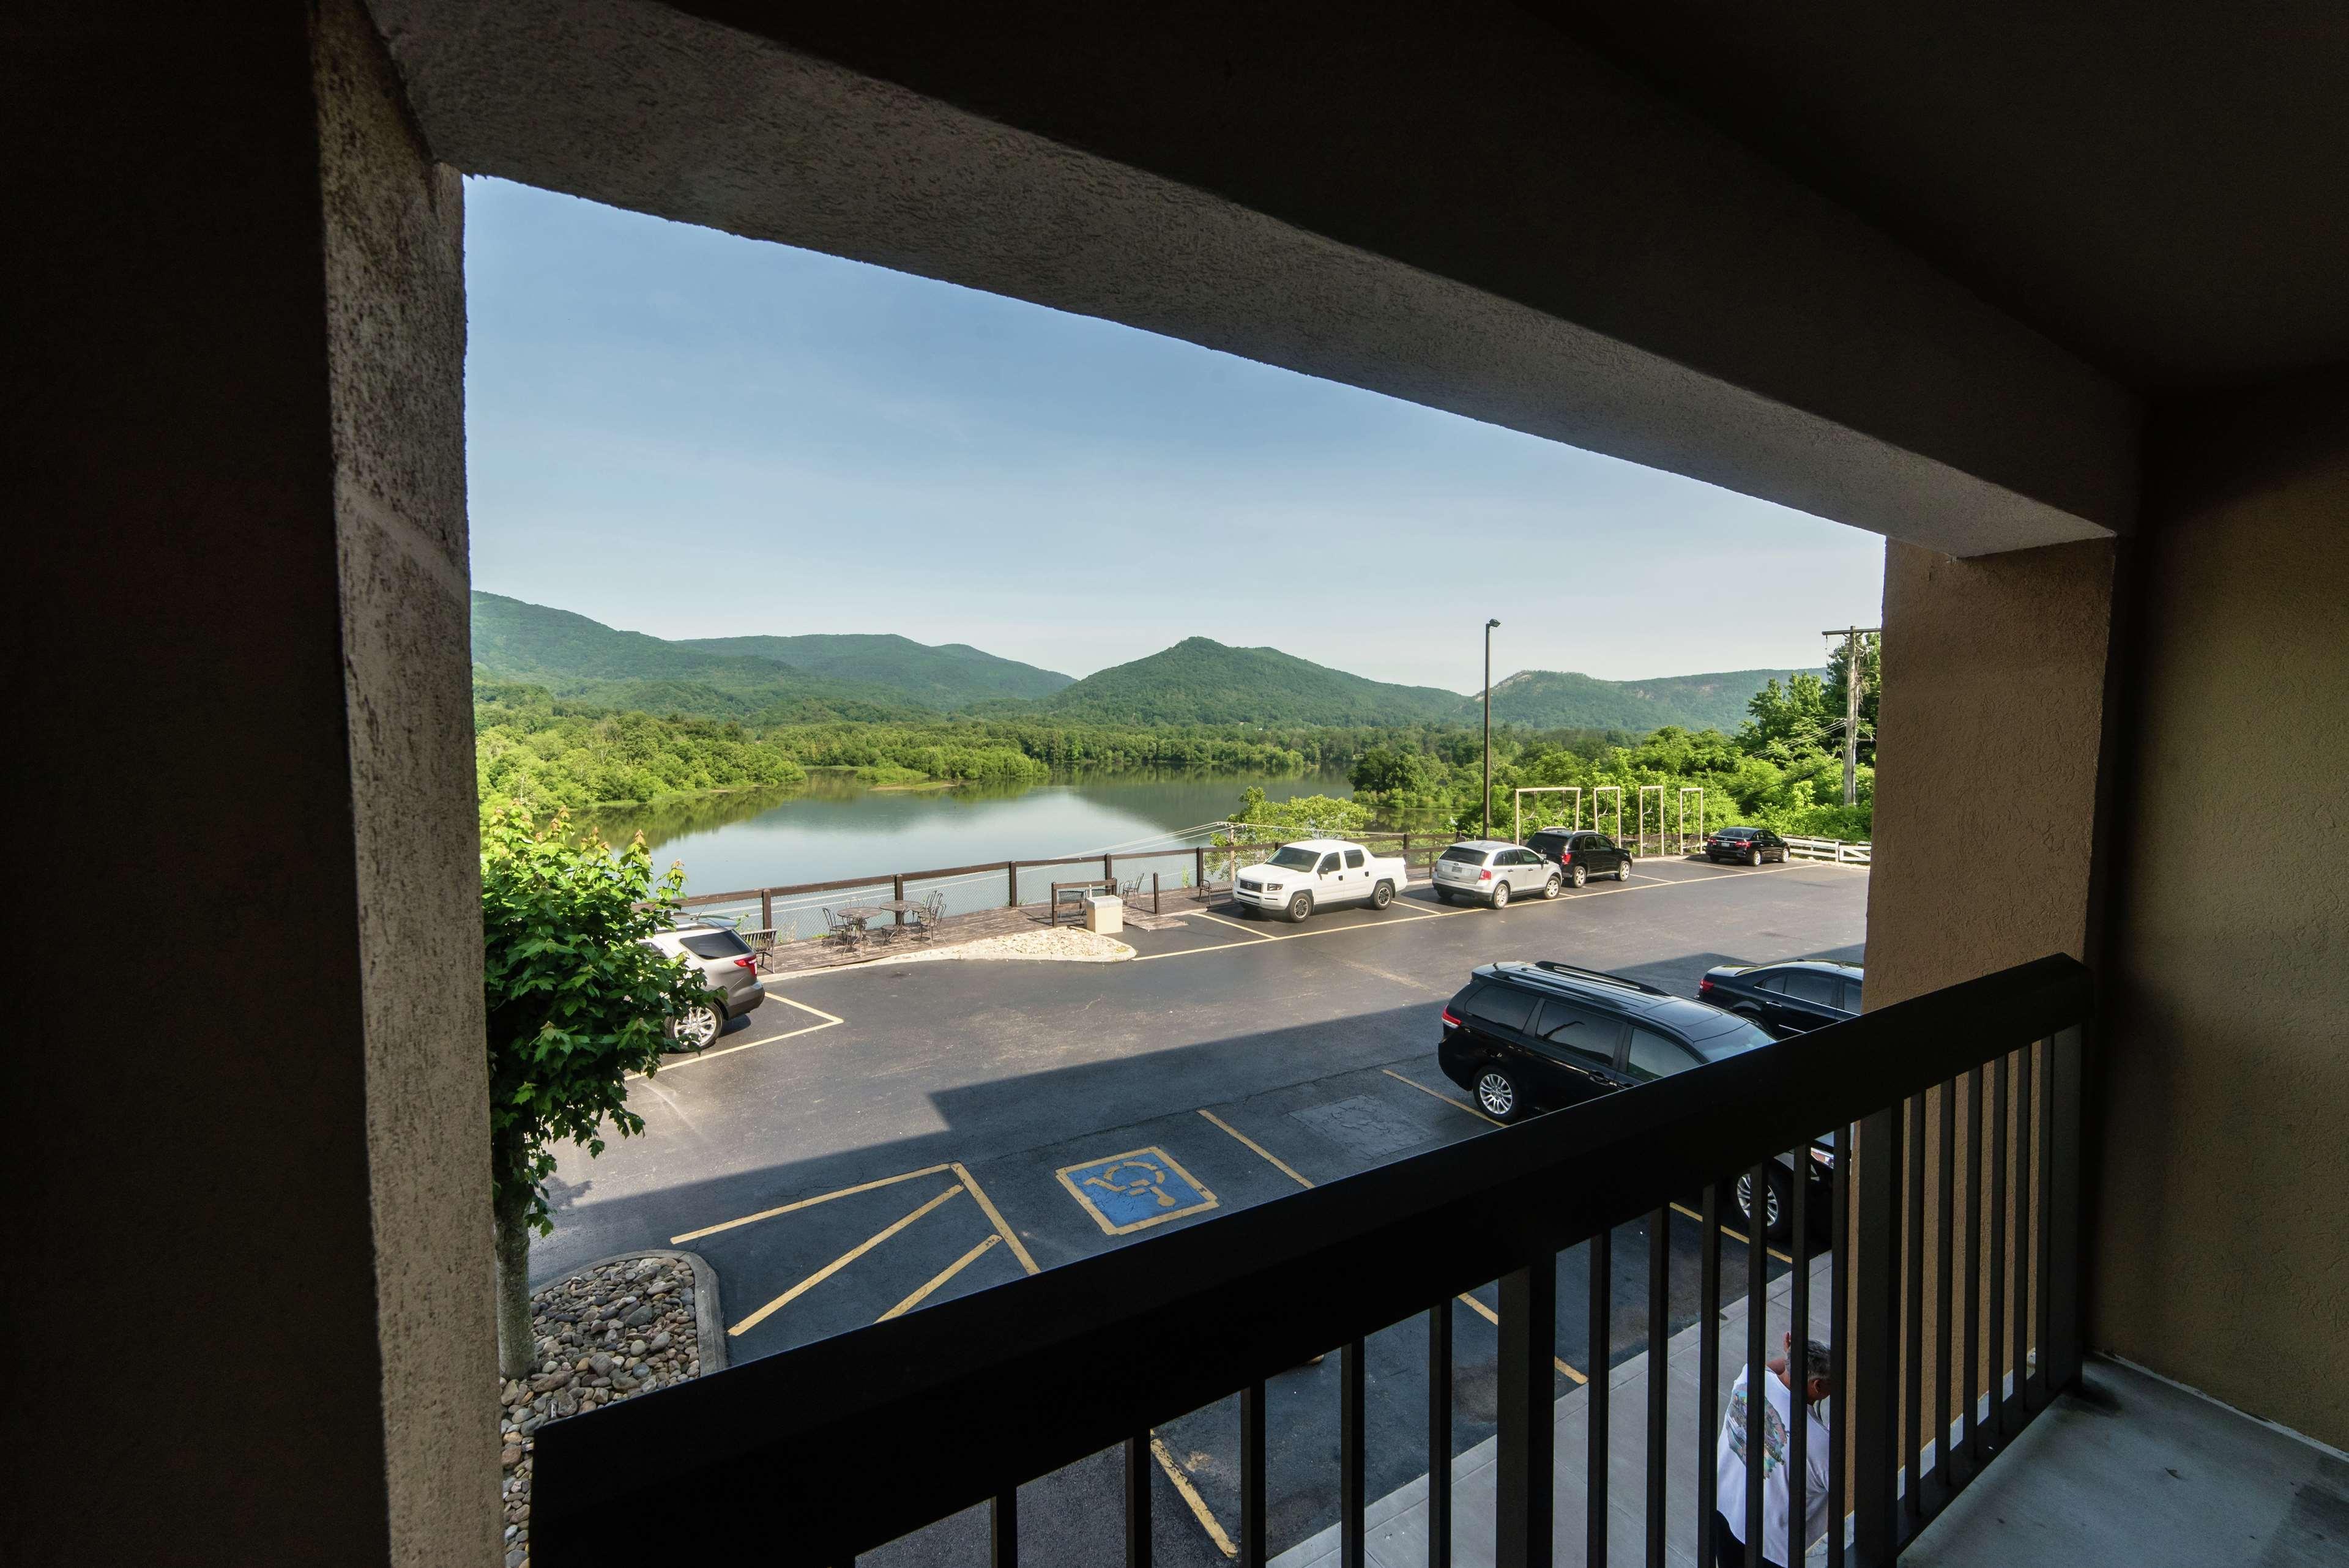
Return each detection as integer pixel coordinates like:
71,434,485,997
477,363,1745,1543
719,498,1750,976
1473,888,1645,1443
1437,961,1808,1235
1525,828,1634,888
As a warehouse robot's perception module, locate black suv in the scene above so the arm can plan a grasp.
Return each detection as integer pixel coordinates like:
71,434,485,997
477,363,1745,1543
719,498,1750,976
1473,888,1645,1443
1525,828,1634,888
1703,825,1789,865
1699,960,1863,1036
1437,962,1820,1236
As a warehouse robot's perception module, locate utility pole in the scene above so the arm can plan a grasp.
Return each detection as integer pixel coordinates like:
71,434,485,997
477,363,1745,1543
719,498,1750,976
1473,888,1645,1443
1822,625,1882,806
1483,618,1501,838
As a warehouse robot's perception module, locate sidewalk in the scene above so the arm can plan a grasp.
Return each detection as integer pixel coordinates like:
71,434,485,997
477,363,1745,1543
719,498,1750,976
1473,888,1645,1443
1275,1253,1837,1568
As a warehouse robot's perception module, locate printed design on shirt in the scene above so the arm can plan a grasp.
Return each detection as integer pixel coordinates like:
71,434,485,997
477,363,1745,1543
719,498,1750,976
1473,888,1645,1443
1726,1379,1790,1479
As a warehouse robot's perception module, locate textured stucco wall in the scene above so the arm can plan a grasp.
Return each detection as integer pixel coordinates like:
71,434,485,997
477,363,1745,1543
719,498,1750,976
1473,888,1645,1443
315,0,496,1561
1867,539,2116,1004
2093,377,2348,1446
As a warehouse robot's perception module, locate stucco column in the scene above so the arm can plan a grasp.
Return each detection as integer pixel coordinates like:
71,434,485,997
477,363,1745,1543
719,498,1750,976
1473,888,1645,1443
9,4,493,1564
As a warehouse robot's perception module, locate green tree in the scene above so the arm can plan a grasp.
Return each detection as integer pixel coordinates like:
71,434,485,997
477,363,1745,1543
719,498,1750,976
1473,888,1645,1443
480,808,706,1378
1737,674,1832,759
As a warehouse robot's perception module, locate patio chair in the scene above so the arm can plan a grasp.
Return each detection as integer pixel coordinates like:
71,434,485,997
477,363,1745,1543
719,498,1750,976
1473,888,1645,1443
821,907,863,953
913,890,947,942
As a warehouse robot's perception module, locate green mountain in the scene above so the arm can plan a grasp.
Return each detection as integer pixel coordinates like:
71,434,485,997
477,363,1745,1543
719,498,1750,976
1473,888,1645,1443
1032,637,1468,726
677,632,1071,708
1482,667,1822,732
470,593,1074,719
469,593,923,721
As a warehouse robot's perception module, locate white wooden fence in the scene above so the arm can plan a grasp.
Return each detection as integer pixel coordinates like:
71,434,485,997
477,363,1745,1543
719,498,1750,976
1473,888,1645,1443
1782,834,1872,865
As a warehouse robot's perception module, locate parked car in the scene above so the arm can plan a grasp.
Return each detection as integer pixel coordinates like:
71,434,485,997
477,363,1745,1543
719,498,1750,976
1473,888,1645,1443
1431,839,1558,906
1525,827,1634,888
1437,960,1818,1237
1700,959,1864,1036
1703,825,1789,865
1232,838,1409,922
645,919,767,1050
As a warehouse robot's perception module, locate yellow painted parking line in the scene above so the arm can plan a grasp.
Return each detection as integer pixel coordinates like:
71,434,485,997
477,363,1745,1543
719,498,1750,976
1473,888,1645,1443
878,1233,1000,1321
669,1162,955,1244
1151,1435,1239,1559
1451,1290,1587,1384
730,1182,964,1337
1189,908,1277,940
1669,1201,1795,1265
1382,1068,1503,1128
1197,1109,1315,1189
951,1161,1041,1276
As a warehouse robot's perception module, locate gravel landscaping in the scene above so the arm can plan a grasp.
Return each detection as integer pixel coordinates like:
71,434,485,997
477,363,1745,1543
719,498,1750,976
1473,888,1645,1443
497,1254,715,1568
890,926,1136,963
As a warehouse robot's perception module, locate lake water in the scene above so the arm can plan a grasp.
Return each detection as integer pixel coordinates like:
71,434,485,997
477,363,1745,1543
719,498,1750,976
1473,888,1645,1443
581,767,1357,928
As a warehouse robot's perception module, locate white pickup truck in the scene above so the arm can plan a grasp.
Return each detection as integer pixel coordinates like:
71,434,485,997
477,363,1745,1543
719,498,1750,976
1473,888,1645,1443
1230,838,1409,922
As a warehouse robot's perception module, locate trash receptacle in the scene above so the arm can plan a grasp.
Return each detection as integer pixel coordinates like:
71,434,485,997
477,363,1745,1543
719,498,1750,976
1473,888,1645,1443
1084,894,1123,935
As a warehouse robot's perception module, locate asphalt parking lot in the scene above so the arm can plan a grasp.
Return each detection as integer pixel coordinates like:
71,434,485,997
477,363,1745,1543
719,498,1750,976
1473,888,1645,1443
538,855,1867,1564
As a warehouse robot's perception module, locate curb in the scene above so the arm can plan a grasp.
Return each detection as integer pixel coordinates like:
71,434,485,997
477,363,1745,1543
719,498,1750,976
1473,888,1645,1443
545,1247,727,1373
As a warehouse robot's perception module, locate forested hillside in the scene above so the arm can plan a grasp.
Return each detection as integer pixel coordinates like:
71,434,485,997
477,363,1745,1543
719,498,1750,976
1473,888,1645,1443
1482,666,1822,732
1031,637,1466,726
679,632,1071,707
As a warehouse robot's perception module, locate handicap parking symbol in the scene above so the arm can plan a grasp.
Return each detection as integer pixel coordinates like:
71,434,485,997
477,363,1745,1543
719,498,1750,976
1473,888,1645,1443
1055,1146,1218,1236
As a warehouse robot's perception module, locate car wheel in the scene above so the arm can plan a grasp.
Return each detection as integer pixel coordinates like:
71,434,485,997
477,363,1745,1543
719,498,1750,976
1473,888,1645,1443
1748,847,1763,867
1615,858,1631,881
671,1000,723,1052
1735,1164,1794,1243
1490,880,1511,908
1435,888,1456,905
1475,1068,1525,1121
1540,873,1562,900
1568,863,1587,888
1370,880,1394,909
1287,892,1314,923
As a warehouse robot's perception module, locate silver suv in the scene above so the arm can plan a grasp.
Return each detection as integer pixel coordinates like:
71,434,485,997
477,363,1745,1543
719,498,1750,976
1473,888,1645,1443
1431,839,1562,907
645,920,767,1050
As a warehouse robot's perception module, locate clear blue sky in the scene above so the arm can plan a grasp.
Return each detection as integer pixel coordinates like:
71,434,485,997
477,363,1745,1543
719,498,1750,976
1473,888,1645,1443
465,177,1883,693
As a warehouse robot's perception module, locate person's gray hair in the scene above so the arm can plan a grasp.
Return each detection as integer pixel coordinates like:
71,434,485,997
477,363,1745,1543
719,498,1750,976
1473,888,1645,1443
1796,1340,1833,1382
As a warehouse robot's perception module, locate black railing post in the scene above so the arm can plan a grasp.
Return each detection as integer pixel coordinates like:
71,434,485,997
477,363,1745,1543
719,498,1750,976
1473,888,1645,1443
1342,1339,1366,1568
893,872,906,925
1828,1122,1850,1568
1429,1303,1453,1568
1645,1211,1669,1568
1497,1259,1557,1568
1935,1079,1956,1498
1744,1165,1767,1564
2044,1025,2085,1390
1124,1436,1150,1568
1903,1094,1926,1528
1588,1228,1610,1568
1006,861,1018,908
991,1489,1017,1568
1241,1380,1267,1568
1789,1148,1811,1568
1696,1186,1722,1566
1852,1107,1903,1566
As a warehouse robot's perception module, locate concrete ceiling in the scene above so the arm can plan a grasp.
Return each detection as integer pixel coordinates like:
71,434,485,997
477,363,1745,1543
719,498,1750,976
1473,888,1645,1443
1548,2,2349,390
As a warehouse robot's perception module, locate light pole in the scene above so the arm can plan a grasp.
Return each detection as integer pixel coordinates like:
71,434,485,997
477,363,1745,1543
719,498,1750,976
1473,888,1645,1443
1483,618,1500,839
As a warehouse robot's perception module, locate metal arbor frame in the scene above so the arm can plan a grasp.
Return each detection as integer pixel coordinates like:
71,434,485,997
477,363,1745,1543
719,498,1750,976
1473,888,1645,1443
1510,786,1581,844
1590,785,1625,849
1636,785,1666,858
1678,787,1705,855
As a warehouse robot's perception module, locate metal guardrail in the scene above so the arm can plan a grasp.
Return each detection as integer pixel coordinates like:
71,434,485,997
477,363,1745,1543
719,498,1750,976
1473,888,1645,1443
535,956,2088,1568
1784,835,1874,865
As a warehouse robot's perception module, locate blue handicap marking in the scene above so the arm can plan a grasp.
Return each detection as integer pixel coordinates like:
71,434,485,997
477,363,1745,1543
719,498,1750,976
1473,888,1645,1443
1055,1146,1218,1236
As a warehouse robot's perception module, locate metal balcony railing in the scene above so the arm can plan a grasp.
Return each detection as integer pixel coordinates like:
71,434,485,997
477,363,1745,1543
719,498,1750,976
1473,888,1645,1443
534,956,2090,1568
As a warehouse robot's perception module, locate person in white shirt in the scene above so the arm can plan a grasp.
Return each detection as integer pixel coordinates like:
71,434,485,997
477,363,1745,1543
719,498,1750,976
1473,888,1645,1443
1714,1331,1833,1567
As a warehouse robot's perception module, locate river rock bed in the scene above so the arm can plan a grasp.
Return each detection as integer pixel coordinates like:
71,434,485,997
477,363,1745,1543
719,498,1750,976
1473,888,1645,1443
499,1255,704,1568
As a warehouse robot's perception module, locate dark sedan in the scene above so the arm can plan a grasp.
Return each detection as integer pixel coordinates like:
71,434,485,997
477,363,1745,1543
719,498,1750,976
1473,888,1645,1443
1699,959,1863,1036
1703,825,1789,864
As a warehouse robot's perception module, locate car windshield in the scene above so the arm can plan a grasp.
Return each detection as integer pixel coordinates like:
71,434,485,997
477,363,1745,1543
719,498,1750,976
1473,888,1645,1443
1647,998,1777,1060
1439,845,1489,864
1265,847,1322,870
